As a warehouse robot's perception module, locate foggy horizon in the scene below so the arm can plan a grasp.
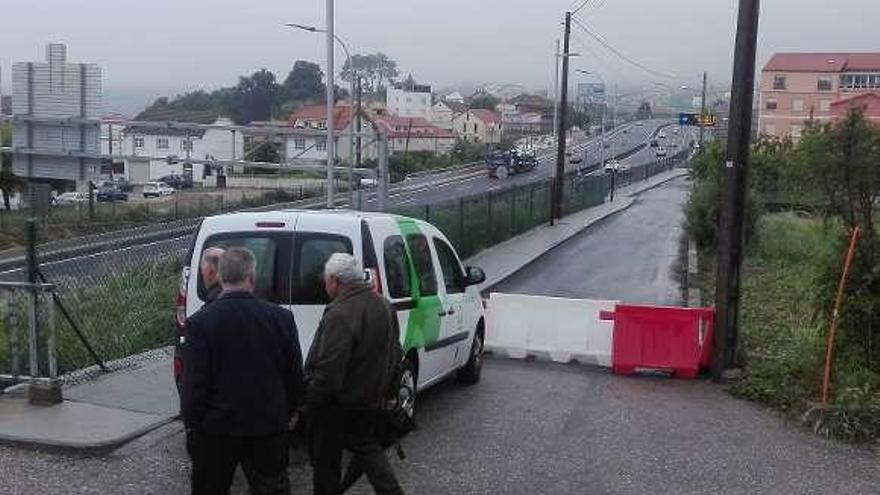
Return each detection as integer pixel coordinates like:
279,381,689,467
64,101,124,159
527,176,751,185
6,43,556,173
3,0,879,113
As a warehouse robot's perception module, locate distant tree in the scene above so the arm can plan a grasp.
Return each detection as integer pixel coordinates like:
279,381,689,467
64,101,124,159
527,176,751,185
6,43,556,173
636,101,653,120
341,52,400,94
282,61,325,103
230,69,280,124
470,94,500,111
244,140,281,164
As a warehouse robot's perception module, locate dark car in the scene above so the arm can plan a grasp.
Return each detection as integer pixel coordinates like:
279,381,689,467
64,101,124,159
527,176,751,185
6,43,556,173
158,174,193,190
487,149,538,179
96,186,128,202
107,178,133,192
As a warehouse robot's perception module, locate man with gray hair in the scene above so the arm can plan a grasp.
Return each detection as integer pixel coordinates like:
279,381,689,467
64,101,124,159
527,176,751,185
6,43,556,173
182,246,304,495
306,252,404,494
200,246,225,303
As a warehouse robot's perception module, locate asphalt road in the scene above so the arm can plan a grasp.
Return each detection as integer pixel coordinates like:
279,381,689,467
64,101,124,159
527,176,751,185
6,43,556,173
493,176,690,305
3,358,879,494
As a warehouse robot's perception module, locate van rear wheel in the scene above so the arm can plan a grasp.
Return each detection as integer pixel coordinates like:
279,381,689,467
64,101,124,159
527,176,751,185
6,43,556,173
398,358,417,420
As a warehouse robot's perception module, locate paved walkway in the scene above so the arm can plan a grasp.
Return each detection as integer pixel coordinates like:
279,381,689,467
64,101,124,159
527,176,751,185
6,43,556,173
0,167,687,451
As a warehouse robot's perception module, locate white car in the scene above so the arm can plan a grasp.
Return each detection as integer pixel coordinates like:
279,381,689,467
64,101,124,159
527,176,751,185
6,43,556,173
143,182,175,198
604,160,621,174
359,177,378,189
176,211,488,416
656,146,668,157
52,191,88,206
658,131,667,139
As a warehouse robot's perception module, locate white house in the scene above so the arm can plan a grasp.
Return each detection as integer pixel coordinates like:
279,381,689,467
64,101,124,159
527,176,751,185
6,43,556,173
121,114,243,185
430,100,468,131
386,84,432,119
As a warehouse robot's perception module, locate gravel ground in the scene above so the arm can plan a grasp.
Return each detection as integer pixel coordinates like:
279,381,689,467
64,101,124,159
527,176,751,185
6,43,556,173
2,358,879,494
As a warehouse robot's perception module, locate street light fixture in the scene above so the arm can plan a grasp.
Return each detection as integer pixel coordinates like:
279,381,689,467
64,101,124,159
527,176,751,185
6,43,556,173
284,21,358,208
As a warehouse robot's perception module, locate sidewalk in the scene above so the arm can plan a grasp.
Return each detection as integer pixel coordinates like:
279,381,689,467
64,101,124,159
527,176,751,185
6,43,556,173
0,348,178,452
468,167,688,290
0,167,687,452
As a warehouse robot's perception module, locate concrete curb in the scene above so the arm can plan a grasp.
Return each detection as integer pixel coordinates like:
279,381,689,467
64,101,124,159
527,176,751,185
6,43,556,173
0,414,177,455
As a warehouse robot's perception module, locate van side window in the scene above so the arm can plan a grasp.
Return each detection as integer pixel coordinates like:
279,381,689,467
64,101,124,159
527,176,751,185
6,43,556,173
199,233,290,303
383,236,412,299
293,233,353,305
406,234,438,297
433,238,465,294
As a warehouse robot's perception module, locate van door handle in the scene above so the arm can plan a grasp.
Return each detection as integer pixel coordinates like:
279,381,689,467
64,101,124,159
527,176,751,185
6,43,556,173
438,309,454,317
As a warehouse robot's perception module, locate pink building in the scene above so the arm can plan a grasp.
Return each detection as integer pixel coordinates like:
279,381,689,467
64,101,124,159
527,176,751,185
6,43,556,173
831,92,880,125
759,53,880,139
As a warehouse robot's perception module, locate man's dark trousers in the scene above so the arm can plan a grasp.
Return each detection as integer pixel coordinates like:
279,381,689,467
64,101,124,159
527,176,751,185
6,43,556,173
310,405,403,495
190,430,290,495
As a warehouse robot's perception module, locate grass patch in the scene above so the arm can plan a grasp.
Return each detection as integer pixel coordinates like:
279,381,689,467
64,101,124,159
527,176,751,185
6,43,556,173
703,213,880,442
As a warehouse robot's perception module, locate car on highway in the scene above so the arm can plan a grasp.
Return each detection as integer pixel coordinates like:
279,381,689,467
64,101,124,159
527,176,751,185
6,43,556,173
604,160,621,174
566,150,583,165
673,127,680,135
655,146,668,158
176,210,488,418
635,121,644,126
52,191,88,206
649,139,659,148
487,148,538,179
96,185,129,202
143,182,175,198
658,131,667,139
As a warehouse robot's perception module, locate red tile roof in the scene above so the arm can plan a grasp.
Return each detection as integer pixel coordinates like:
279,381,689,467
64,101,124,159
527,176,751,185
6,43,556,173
830,92,880,108
469,109,501,125
289,104,353,130
373,115,456,139
764,53,880,73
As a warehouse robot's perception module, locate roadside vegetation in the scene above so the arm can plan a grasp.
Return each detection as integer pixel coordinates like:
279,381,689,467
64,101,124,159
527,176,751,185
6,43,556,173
688,108,880,443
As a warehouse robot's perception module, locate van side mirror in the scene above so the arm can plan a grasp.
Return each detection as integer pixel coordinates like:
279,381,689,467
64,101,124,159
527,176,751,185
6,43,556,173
464,266,486,286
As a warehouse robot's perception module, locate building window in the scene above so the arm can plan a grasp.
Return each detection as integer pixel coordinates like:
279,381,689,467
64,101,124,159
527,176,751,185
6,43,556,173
156,138,169,150
134,136,145,149
473,123,478,133
765,99,777,111
819,99,831,113
764,124,776,135
294,137,306,150
817,76,832,92
773,75,787,90
317,121,327,130
181,140,193,152
791,124,803,138
840,74,880,90
793,99,804,113
316,138,327,151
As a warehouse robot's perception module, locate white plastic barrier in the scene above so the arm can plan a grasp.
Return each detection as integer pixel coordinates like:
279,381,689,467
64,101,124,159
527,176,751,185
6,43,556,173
486,293,618,367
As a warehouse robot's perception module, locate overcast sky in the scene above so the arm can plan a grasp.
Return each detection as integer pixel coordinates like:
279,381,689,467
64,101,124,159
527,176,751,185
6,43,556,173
3,0,879,111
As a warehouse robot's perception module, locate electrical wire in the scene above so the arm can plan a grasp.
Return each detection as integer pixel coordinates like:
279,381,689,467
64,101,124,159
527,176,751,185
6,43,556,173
571,16,677,79
571,0,592,16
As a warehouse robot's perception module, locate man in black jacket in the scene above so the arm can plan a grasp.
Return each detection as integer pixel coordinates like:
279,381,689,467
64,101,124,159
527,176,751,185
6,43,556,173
182,247,303,495
306,253,404,495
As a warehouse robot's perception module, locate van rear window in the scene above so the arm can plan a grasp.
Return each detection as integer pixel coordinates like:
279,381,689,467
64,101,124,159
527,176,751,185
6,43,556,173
292,233,353,305
198,232,291,304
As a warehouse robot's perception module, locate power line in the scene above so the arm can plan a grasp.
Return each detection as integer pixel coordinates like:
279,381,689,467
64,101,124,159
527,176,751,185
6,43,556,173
571,0,592,16
571,16,676,79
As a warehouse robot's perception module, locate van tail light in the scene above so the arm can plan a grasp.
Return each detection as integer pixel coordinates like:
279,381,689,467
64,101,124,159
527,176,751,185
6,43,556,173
175,267,190,335
369,268,383,295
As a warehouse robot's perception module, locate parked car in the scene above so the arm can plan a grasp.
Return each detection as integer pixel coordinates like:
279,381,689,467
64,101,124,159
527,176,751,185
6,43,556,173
143,182,175,198
604,160,621,174
158,174,193,190
566,150,583,164
175,211,488,418
52,191,88,206
96,186,128,202
102,178,133,192
656,146,668,158
359,177,378,189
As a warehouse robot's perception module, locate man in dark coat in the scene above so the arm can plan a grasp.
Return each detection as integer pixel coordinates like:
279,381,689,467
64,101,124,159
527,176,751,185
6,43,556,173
182,246,304,495
306,252,404,495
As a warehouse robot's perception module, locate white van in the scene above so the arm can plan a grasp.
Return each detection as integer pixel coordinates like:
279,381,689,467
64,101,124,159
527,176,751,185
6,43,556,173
175,210,488,414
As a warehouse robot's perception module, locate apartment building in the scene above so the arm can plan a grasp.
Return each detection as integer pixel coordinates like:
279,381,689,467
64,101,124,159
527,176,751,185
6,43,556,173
759,52,880,139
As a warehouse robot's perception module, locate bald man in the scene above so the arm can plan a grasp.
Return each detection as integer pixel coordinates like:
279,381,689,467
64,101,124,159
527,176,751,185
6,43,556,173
200,247,225,303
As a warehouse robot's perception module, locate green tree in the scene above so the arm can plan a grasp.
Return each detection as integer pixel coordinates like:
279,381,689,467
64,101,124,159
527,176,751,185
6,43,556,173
341,52,400,95
0,123,22,211
282,61,325,103
470,94,500,111
229,69,280,124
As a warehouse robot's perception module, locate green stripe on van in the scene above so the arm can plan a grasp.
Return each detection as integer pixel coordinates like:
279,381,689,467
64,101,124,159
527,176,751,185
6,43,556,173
395,218,442,352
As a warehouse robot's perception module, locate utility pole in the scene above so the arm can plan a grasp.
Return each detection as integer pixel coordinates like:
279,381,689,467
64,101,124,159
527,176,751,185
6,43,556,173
553,39,560,138
551,12,571,224
325,0,336,208
713,0,761,381
699,71,708,145
355,76,362,169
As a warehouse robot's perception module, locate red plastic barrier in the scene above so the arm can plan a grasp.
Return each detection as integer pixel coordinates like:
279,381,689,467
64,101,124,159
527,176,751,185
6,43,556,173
601,305,714,379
